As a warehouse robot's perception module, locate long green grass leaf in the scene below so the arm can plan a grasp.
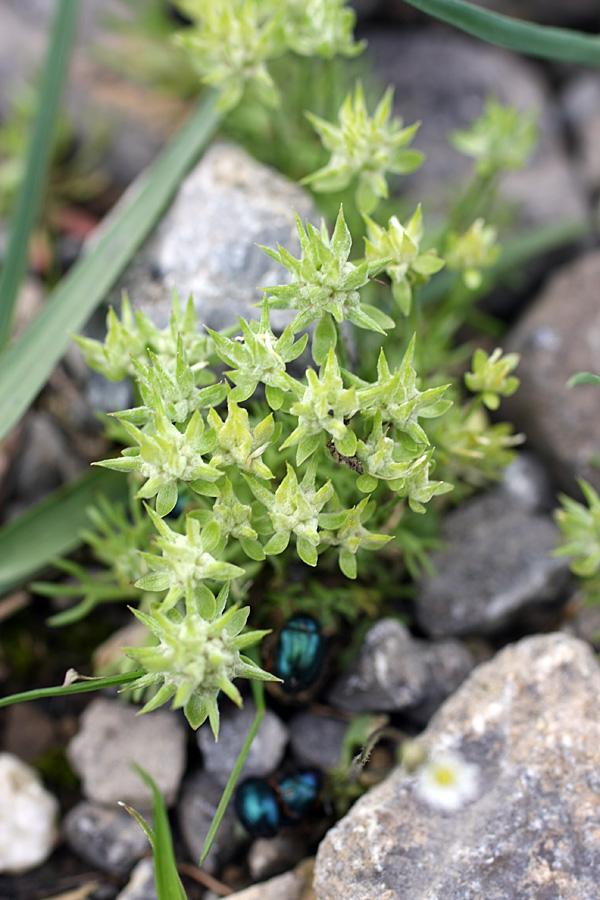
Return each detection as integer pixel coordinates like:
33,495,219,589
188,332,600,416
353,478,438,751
132,765,188,900
0,0,79,349
199,676,265,866
0,92,223,444
0,467,124,598
567,372,600,388
0,669,144,708
402,0,600,65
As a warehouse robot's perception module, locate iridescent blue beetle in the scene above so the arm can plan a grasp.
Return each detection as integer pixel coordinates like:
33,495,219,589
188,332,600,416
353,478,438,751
277,767,323,826
234,777,280,838
234,767,322,838
272,613,325,694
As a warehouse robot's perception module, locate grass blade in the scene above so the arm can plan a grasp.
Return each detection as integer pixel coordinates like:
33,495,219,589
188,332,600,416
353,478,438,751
131,765,188,900
402,0,600,65
0,669,144,708
0,92,223,444
0,0,80,349
0,467,124,597
567,372,600,388
199,676,265,866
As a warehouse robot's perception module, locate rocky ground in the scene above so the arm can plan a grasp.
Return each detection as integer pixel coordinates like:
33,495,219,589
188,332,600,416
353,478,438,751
2,1,600,899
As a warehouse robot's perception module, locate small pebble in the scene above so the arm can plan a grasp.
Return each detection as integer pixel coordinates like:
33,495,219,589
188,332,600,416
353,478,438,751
67,698,186,808
197,703,288,786
114,858,157,900
288,711,347,771
248,834,309,882
0,752,59,874
63,801,150,877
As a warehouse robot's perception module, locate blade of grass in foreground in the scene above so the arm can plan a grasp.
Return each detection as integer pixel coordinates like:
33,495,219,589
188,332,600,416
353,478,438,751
129,765,188,900
0,0,79,350
0,467,124,597
0,91,223,444
401,0,600,65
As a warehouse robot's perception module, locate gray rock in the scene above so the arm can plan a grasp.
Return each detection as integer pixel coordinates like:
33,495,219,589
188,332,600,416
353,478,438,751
496,450,554,513
503,250,600,494
314,633,600,900
288,711,348,771
114,858,157,900
67,698,186,809
108,141,318,332
561,73,600,194
177,769,243,873
415,491,572,637
366,28,587,230
216,859,315,900
197,703,288,787
6,410,84,511
63,801,149,877
247,834,309,883
0,2,49,122
327,619,475,723
561,595,600,651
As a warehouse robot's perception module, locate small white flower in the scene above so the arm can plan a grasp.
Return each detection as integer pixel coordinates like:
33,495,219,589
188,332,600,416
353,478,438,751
415,751,479,812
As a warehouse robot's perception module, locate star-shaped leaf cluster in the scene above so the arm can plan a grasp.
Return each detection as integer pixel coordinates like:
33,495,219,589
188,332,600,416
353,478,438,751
364,205,445,316
207,304,306,408
464,347,520,410
135,506,245,611
281,346,359,464
262,206,392,336
353,337,452,446
303,82,423,213
283,0,364,58
450,97,537,178
244,461,333,567
124,584,278,736
445,219,500,290
174,0,364,112
113,337,226,427
95,407,221,516
319,497,391,579
75,292,214,383
555,480,600,581
207,398,279,480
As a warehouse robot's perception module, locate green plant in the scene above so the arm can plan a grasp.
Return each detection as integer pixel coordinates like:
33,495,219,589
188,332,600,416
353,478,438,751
302,80,423,214
2,1,600,890
174,0,363,111
68,172,524,731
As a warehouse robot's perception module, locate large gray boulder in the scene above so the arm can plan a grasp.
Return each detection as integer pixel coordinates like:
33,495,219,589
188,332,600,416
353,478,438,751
503,250,600,494
327,618,475,723
415,489,572,638
313,633,600,900
107,141,318,332
67,697,186,809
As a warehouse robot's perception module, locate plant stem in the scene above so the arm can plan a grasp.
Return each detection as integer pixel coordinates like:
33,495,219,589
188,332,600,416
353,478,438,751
0,0,79,349
401,0,600,65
